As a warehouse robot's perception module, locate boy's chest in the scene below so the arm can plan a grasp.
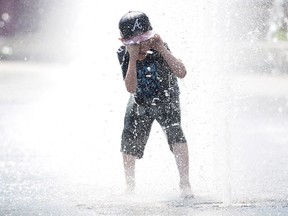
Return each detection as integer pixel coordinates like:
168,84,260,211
137,61,158,78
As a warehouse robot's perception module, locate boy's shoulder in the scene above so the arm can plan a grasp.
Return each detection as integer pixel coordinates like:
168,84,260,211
117,45,128,65
117,45,127,55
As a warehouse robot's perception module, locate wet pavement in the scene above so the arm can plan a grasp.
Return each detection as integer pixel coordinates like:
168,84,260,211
0,62,288,215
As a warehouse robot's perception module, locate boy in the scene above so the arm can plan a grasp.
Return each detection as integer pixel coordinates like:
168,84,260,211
117,11,194,198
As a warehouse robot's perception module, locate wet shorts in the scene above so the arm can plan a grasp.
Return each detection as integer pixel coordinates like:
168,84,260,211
121,96,187,159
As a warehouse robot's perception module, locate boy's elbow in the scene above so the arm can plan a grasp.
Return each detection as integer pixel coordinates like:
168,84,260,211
179,71,186,78
177,67,187,79
127,88,136,94
124,78,136,93
125,85,136,94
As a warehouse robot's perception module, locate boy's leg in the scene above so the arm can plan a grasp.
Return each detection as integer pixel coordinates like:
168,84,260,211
172,143,194,198
123,153,136,193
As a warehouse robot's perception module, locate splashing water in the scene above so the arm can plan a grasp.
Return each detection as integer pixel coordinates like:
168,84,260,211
266,0,288,74
2,0,288,215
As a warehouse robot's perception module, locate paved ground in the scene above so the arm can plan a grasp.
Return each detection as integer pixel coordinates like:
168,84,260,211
0,62,288,215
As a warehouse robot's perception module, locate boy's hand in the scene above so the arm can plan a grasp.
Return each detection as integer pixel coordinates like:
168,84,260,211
127,44,140,61
149,34,165,52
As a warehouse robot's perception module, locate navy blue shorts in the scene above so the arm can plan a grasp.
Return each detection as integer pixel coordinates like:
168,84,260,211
121,96,187,159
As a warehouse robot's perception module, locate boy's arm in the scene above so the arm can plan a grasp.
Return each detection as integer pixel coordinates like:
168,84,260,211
151,34,187,78
124,45,140,93
117,46,138,93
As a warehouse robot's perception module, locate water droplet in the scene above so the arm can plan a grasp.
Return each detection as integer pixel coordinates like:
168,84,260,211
2,12,10,22
1,46,13,55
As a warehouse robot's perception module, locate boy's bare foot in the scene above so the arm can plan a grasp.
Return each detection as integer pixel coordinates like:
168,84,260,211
180,183,194,199
124,183,135,195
